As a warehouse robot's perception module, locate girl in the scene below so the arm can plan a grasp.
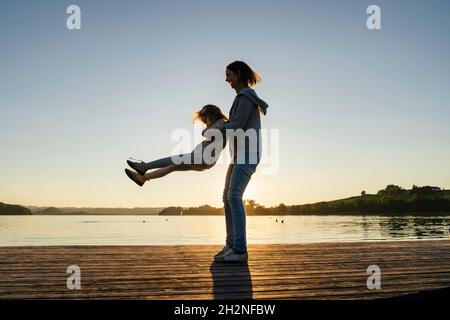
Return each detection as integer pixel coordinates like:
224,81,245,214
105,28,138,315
125,104,228,186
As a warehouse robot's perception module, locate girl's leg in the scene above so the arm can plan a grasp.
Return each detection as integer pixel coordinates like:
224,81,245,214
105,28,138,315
141,156,178,171
142,163,204,181
141,153,195,171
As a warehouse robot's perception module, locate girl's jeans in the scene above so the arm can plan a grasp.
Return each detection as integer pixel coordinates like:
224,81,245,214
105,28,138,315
142,153,213,171
223,153,260,253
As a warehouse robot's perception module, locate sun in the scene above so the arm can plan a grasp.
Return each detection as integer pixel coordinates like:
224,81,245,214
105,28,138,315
243,184,258,200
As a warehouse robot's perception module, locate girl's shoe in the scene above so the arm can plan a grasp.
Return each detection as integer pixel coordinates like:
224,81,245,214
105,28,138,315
127,160,147,176
125,168,145,187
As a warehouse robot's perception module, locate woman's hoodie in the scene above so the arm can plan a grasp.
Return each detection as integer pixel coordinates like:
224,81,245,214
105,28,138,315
222,88,269,160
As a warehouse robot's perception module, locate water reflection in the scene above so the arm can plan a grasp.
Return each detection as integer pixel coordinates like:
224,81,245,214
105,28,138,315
379,216,448,239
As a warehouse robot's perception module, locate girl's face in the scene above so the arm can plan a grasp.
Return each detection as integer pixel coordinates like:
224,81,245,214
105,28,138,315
205,115,214,126
225,69,240,90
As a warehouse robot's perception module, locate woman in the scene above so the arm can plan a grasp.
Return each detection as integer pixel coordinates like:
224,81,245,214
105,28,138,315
214,61,269,263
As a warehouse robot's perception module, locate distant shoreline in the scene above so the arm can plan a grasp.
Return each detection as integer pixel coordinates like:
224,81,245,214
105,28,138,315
2,184,450,216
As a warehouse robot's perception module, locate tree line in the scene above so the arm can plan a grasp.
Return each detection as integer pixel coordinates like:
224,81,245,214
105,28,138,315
159,185,450,216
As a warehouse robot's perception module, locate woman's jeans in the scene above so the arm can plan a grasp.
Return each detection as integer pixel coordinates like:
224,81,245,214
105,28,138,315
223,153,260,253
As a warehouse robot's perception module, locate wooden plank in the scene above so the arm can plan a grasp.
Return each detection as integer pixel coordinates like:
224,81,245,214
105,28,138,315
1,241,450,299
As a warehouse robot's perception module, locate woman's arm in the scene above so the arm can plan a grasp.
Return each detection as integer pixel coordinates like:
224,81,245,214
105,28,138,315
222,95,254,130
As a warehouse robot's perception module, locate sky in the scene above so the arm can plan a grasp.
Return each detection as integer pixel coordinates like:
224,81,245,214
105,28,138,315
1,0,449,208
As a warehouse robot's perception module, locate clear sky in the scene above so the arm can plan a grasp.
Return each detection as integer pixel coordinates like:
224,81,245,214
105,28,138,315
1,0,449,208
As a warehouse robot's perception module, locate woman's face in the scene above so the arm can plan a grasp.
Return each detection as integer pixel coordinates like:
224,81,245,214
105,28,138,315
225,69,240,90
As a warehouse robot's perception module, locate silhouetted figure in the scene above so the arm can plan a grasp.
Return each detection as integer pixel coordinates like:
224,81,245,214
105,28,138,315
210,260,252,299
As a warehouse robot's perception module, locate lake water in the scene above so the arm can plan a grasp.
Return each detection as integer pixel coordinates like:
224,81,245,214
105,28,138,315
0,215,449,246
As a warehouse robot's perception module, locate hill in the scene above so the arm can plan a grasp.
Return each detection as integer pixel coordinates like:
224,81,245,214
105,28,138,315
159,185,450,216
0,202,32,215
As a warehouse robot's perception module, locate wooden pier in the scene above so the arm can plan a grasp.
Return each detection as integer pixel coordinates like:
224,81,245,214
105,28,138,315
1,240,450,299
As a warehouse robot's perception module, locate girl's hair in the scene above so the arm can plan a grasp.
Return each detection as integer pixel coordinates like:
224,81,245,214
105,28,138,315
226,61,262,87
193,104,228,125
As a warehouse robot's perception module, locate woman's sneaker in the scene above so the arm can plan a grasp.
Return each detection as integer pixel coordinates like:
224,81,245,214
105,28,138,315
213,245,233,261
222,249,248,262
